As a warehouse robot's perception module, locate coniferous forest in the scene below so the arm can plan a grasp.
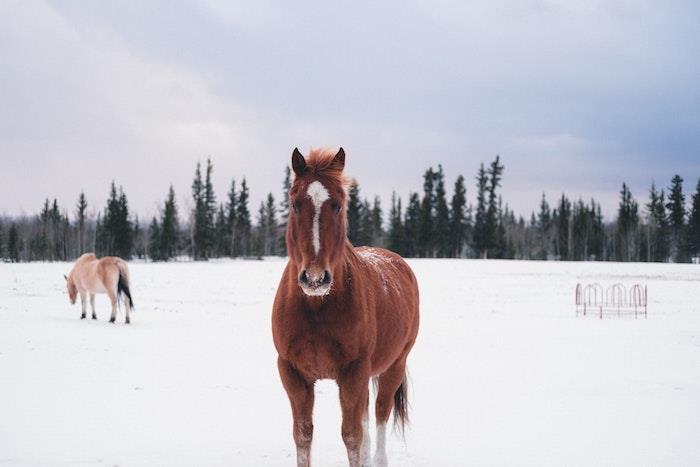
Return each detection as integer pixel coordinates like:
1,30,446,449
2,156,700,263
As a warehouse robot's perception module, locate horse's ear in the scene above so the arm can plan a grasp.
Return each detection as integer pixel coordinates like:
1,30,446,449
332,147,345,172
292,148,306,176
63,274,68,281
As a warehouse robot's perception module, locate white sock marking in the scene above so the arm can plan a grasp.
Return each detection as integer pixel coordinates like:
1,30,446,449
306,181,330,255
374,422,388,467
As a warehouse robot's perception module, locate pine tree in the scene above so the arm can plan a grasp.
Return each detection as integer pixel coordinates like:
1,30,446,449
191,162,207,259
357,199,374,246
687,179,700,260
387,192,405,255
76,191,88,255
203,158,217,257
473,164,488,258
666,175,686,262
347,181,362,245
8,223,20,262
255,202,266,257
0,220,4,259
235,178,251,256
404,192,421,257
418,168,435,257
448,175,468,257
433,165,450,257
115,187,133,258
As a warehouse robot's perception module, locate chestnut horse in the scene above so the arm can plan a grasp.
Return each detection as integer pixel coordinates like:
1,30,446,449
272,148,420,467
65,253,134,323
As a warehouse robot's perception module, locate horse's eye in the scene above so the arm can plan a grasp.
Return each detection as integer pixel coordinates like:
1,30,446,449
332,203,341,214
292,201,301,213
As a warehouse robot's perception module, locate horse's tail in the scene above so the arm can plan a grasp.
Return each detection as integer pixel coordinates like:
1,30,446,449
393,372,410,435
116,260,134,309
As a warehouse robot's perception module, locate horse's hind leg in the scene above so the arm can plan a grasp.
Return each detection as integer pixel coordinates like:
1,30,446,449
108,289,118,323
124,301,131,324
373,356,408,467
90,294,97,320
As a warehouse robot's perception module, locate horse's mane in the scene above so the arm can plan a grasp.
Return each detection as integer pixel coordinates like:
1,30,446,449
302,148,352,191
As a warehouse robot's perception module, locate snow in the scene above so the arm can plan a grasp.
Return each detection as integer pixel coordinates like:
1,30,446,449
1,259,699,466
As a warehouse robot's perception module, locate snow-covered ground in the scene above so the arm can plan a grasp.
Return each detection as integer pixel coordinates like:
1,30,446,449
1,259,699,466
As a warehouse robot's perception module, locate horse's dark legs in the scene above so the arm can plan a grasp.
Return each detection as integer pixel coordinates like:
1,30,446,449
90,293,97,319
79,292,87,319
108,289,118,323
338,362,371,467
278,358,314,467
373,355,408,467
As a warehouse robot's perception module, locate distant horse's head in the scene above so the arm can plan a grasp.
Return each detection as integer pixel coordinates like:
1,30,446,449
286,147,348,296
64,274,77,304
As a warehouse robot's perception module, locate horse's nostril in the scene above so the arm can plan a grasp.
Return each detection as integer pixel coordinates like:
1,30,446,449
322,270,332,285
299,270,309,284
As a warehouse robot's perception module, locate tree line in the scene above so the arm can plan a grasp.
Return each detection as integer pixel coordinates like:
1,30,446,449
1,157,699,263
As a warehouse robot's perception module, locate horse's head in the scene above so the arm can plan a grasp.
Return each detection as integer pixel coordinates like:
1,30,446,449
286,147,348,297
64,274,77,304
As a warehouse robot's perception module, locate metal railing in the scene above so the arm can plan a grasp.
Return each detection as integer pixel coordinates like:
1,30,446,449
575,283,647,319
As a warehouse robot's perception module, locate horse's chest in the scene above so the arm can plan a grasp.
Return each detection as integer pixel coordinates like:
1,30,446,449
285,330,357,380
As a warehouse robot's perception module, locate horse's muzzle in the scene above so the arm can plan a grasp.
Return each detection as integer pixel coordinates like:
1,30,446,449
299,269,332,296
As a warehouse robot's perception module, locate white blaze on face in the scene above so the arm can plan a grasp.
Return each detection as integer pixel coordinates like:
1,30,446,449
306,180,330,255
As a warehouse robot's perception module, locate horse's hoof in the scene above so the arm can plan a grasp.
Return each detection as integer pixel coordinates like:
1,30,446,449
109,318,115,323
92,315,97,320
80,315,86,319
125,319,130,324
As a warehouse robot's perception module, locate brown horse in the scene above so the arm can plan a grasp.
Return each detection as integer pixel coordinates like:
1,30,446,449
65,253,134,323
272,148,420,467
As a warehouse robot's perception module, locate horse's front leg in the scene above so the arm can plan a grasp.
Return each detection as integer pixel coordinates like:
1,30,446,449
338,361,371,467
79,292,87,319
278,357,315,467
90,294,97,320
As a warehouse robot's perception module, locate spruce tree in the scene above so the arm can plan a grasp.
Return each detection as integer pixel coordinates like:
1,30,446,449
148,217,162,261
279,166,291,253
0,220,4,259
404,192,421,257
357,199,374,246
418,167,435,257
646,182,669,262
160,185,180,260
615,183,639,262
433,165,450,257
485,156,504,259
347,181,362,245
687,179,700,260
214,204,227,257
536,193,552,260
264,193,278,256
387,192,405,255
555,194,571,260
8,223,20,262
235,178,251,256
473,164,488,258
226,180,237,257
255,202,266,257
666,175,686,261
448,175,467,257
370,196,384,246
76,191,88,255
203,158,217,257
191,162,206,259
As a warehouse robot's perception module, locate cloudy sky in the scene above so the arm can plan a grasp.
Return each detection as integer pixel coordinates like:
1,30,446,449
1,0,698,221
